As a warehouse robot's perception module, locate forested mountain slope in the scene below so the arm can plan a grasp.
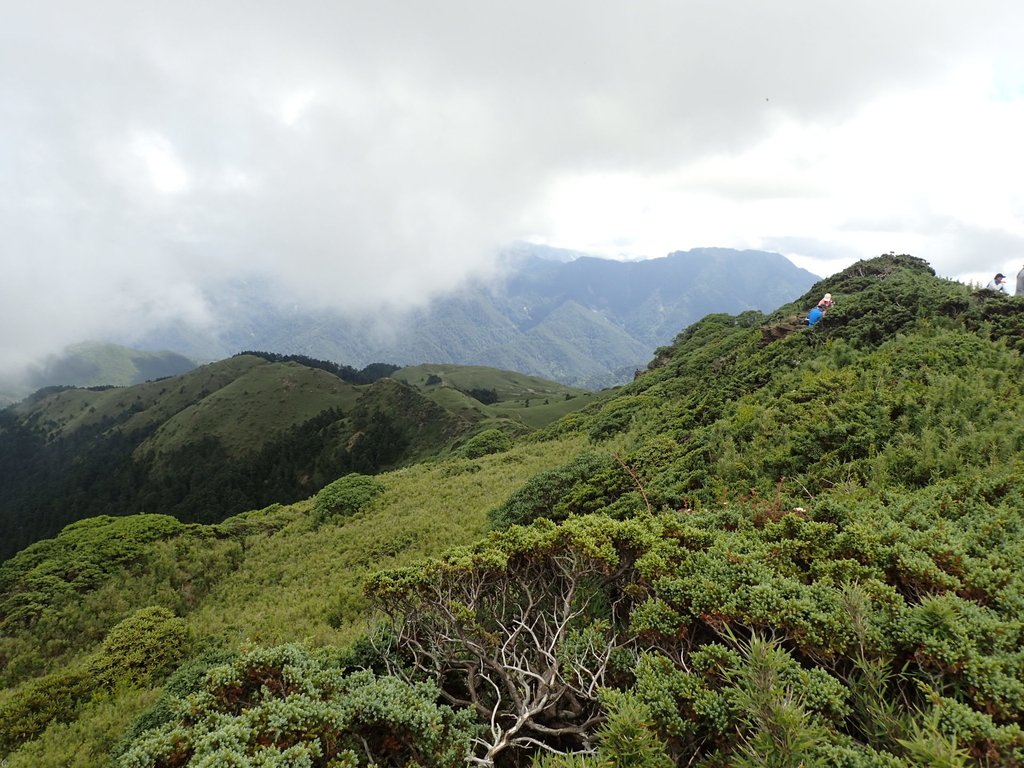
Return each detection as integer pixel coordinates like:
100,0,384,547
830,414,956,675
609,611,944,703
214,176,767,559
0,355,591,560
3,254,1024,767
123,246,818,389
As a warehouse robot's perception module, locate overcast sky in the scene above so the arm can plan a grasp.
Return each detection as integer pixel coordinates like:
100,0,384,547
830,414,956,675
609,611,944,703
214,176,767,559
3,1,1024,373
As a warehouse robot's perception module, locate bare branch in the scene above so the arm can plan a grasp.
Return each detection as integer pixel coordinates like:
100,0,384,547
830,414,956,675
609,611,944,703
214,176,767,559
368,521,651,765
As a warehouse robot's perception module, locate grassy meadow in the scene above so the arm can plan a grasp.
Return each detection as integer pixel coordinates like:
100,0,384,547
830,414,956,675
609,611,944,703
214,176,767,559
0,434,589,766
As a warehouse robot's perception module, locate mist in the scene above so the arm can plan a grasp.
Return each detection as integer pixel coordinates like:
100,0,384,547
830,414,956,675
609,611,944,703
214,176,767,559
3,1,1023,376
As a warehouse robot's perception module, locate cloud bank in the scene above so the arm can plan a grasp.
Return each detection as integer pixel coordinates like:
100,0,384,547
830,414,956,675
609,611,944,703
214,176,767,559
3,1,1024,373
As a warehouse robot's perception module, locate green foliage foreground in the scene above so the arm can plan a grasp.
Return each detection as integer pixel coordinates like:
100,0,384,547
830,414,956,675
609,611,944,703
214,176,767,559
115,644,477,768
6,254,1024,767
366,494,1024,766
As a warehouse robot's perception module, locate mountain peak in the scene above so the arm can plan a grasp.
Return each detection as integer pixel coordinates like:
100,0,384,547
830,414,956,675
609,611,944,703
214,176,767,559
96,246,819,391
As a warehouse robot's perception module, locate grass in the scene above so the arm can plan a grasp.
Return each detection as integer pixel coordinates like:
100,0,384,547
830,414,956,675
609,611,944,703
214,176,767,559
180,433,589,650
489,391,604,429
11,355,267,439
1,433,590,766
419,385,490,422
138,362,364,458
394,363,590,401
393,363,602,431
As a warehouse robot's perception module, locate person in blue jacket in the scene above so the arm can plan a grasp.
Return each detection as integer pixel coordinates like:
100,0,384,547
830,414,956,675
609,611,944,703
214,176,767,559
806,293,832,327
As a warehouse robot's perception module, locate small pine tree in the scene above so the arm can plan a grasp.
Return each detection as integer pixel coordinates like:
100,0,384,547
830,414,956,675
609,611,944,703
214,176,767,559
595,693,675,768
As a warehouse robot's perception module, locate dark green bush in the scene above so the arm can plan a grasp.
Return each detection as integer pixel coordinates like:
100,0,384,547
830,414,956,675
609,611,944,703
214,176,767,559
90,606,192,689
531,693,674,767
587,396,655,441
312,473,385,525
0,667,95,754
112,648,238,760
115,644,477,768
489,452,630,529
459,427,513,458
593,692,678,768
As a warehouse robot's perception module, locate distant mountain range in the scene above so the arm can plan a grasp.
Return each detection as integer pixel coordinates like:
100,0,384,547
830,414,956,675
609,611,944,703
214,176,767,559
0,343,198,406
27,342,195,390
118,245,819,390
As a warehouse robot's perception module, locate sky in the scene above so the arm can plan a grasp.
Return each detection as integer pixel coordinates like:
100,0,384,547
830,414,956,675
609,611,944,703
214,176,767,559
3,1,1024,375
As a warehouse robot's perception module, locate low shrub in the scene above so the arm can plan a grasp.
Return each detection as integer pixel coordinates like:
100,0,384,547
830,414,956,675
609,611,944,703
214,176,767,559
460,428,513,459
0,667,95,754
115,644,478,768
91,606,192,689
489,452,629,529
312,473,385,526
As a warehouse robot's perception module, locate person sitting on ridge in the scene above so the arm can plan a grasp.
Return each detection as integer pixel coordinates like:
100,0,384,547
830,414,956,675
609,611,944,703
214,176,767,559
987,273,1008,293
807,293,833,327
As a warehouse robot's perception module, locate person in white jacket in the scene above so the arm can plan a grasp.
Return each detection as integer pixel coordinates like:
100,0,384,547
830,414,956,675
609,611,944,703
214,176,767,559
987,273,1007,292
1016,266,1024,297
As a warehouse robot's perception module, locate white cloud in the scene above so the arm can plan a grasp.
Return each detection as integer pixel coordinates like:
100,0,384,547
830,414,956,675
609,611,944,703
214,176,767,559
538,55,1024,279
279,88,319,127
130,132,190,194
2,0,1024,373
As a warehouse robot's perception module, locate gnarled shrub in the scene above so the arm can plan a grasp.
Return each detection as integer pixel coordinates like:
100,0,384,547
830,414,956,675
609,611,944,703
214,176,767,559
116,644,477,768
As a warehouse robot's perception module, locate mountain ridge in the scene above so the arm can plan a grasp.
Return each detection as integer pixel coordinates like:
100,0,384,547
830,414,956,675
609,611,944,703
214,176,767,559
0,356,594,559
118,246,818,389
7,253,1024,766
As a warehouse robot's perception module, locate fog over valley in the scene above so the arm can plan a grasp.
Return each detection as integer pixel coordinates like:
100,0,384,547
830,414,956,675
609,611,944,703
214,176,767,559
4,1,1023,380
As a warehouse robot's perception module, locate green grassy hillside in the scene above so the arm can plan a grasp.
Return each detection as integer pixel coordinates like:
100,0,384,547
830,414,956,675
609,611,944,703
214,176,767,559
395,362,589,401
394,363,602,430
4,254,1024,767
0,356,594,560
0,435,588,765
9,354,266,440
136,360,366,459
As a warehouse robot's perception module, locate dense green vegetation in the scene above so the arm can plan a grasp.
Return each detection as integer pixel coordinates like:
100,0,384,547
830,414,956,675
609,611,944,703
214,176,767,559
0,436,586,764
3,253,1024,767
0,359,591,560
238,350,401,385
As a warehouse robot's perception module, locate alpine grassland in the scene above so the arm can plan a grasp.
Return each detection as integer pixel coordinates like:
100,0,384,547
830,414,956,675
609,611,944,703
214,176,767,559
0,357,595,559
396,363,601,430
0,434,589,765
3,253,1024,766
